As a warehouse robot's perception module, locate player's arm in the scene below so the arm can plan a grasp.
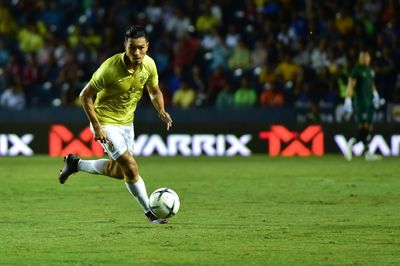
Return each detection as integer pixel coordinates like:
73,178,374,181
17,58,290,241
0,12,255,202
345,77,356,99
344,77,357,113
79,83,108,143
371,82,382,108
372,82,378,93
147,84,173,130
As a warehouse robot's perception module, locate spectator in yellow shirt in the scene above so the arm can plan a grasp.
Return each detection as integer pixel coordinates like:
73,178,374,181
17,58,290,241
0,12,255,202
335,8,354,35
228,40,251,70
0,2,17,35
172,80,196,109
195,8,219,34
17,24,44,54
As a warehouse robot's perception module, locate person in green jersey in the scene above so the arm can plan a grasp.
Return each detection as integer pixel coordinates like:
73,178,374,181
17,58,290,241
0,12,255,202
343,50,382,161
58,25,173,224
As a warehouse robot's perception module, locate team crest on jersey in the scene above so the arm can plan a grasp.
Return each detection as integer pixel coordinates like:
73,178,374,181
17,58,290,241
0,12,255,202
140,75,146,84
107,142,115,152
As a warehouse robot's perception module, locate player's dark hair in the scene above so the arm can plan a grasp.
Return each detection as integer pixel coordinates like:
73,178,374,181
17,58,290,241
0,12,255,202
124,25,148,42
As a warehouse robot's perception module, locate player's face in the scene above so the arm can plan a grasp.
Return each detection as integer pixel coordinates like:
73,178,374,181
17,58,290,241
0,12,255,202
359,52,371,66
125,37,148,65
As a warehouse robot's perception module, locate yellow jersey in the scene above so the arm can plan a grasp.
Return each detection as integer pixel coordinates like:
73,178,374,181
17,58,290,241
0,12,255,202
89,53,158,125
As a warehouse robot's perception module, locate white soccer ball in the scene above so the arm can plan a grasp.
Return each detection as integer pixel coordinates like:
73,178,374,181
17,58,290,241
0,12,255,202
149,188,180,219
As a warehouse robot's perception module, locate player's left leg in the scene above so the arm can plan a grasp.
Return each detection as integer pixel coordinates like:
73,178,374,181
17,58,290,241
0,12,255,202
362,108,382,161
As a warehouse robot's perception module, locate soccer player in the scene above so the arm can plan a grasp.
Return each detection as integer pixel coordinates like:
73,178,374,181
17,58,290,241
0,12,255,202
343,50,382,161
58,25,173,224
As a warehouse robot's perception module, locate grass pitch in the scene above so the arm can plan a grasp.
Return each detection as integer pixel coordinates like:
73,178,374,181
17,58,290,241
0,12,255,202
0,155,399,266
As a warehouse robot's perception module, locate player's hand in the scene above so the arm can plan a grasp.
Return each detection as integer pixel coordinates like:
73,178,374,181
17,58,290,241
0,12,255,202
372,91,381,109
159,111,173,131
343,97,353,114
93,127,109,143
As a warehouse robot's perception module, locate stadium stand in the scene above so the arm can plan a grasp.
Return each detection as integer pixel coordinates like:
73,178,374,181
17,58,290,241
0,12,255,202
0,0,399,114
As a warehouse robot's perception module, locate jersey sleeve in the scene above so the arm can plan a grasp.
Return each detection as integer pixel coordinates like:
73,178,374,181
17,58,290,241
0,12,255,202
147,58,159,88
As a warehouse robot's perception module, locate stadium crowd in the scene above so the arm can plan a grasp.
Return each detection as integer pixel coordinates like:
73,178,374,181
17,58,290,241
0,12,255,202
0,0,399,111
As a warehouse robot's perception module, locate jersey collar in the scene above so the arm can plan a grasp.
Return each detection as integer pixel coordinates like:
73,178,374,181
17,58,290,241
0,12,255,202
122,52,144,74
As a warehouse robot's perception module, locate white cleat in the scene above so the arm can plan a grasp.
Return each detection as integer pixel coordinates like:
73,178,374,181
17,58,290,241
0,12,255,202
365,153,383,161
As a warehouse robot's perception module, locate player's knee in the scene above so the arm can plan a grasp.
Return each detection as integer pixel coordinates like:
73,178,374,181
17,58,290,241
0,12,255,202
124,164,138,179
124,173,140,183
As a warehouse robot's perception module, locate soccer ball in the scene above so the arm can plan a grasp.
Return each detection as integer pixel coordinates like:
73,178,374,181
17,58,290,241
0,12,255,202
149,188,180,219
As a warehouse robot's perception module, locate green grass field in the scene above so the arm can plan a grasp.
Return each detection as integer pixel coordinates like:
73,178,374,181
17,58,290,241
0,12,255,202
0,155,399,266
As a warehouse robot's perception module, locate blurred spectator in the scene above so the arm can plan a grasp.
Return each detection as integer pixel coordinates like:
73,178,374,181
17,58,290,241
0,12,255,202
17,23,44,54
251,41,268,69
0,77,26,111
0,40,10,67
4,54,22,78
310,38,328,74
208,66,228,104
82,26,102,53
275,54,302,102
277,23,298,49
258,65,276,87
166,66,182,95
56,51,81,88
171,33,199,70
0,1,17,36
225,24,240,50
144,0,163,25
234,76,257,108
334,8,355,36
38,1,66,34
195,7,219,34
172,80,196,109
209,35,229,71
201,28,220,51
228,40,251,70
165,7,191,39
216,82,234,108
259,83,285,107
21,54,39,88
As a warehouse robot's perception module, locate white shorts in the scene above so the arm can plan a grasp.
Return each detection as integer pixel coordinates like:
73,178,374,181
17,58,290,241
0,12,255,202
90,124,134,160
